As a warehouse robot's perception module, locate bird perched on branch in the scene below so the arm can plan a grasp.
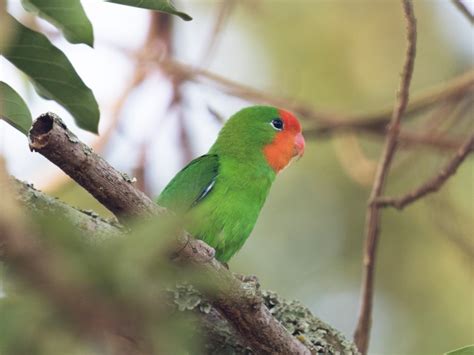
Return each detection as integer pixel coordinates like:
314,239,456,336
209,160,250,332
157,106,305,262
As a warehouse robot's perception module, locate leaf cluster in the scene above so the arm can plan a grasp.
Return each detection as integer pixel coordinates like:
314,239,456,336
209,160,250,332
0,0,191,135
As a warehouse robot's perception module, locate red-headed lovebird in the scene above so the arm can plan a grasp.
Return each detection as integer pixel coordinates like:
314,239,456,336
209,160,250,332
157,106,305,262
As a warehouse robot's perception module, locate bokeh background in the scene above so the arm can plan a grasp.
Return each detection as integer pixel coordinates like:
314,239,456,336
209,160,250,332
1,1,473,354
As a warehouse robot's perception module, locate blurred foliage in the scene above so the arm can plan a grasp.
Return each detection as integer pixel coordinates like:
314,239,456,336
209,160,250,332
106,0,192,21
445,345,474,355
0,0,13,52
0,209,203,354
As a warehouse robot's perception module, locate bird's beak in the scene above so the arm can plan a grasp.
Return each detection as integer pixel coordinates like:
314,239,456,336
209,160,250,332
293,132,305,158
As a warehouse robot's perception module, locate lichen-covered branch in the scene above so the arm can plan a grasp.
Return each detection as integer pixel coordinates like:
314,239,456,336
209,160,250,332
172,284,359,354
11,178,123,242
174,239,312,354
7,173,359,353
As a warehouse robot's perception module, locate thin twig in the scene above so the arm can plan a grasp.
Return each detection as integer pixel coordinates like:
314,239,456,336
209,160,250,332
305,127,464,151
156,11,195,165
452,0,474,24
110,36,474,140
207,105,226,125
374,130,464,151
159,58,474,129
430,198,474,261
132,142,150,195
41,29,152,193
375,134,474,209
199,0,237,67
354,1,417,354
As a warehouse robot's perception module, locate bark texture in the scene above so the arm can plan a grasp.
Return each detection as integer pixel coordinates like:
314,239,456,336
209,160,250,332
28,112,164,220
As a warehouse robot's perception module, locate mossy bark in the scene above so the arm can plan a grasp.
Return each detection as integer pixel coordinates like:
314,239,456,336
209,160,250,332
172,283,359,355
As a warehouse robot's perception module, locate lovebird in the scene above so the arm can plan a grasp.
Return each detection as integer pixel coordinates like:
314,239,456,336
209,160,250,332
157,106,305,262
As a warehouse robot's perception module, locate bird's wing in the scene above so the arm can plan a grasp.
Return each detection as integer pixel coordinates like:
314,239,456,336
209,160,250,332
157,154,219,213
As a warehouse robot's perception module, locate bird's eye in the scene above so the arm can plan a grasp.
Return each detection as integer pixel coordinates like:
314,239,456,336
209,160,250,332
270,118,284,131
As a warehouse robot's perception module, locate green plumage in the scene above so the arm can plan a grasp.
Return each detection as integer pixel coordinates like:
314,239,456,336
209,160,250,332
158,106,280,262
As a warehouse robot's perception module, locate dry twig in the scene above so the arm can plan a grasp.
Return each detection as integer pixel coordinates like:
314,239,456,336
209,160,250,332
307,128,464,151
452,0,474,24
199,0,237,67
353,1,417,353
159,59,474,130
430,198,474,261
375,134,474,209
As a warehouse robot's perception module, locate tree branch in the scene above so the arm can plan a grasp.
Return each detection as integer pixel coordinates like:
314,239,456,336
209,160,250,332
375,134,474,209
159,58,474,133
11,178,122,241
7,174,358,354
451,0,474,24
354,1,417,354
28,113,164,220
27,112,320,354
199,0,237,67
306,127,465,151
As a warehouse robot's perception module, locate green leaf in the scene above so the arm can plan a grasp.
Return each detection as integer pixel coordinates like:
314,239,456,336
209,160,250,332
445,345,474,355
0,81,32,135
0,1,14,52
106,0,192,21
1,16,100,133
21,0,94,47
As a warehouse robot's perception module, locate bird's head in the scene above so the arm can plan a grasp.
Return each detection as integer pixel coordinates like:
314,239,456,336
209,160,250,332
213,105,305,173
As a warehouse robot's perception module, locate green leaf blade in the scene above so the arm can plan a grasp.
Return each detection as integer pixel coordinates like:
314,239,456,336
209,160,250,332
445,345,474,355
1,16,100,134
21,0,94,47
0,81,33,135
106,0,192,21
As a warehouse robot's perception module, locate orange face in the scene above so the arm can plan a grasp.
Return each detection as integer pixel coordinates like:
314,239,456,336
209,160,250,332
263,109,305,173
